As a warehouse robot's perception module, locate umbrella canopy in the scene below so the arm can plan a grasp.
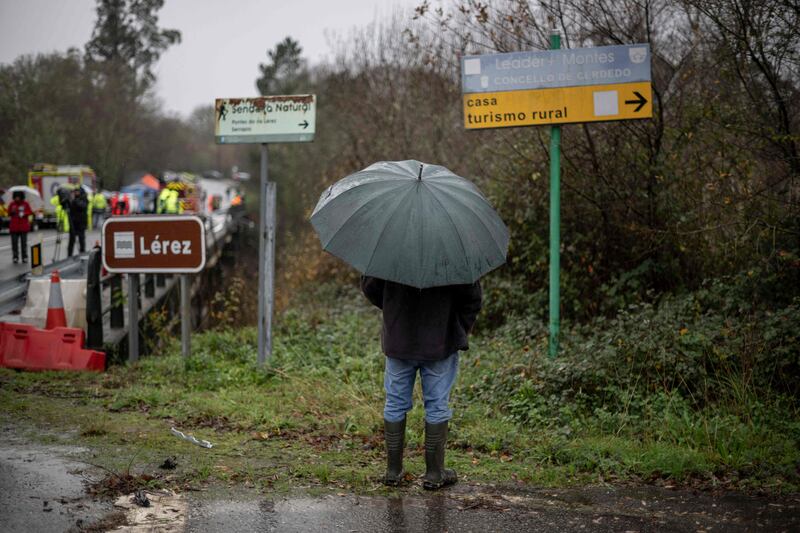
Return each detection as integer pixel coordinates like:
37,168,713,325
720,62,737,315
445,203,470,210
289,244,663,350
311,160,509,288
2,185,44,211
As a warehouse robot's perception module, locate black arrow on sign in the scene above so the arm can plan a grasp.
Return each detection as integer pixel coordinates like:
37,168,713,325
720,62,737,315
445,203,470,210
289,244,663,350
298,120,309,129
624,91,648,112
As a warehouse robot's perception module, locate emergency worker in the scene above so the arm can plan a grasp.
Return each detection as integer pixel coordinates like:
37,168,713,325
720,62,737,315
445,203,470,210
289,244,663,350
91,192,107,228
157,187,171,214
165,189,183,214
86,191,94,229
0,194,7,231
111,193,129,215
51,187,70,233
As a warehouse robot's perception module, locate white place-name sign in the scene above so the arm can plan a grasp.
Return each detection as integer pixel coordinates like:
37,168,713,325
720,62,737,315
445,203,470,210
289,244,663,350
215,95,316,144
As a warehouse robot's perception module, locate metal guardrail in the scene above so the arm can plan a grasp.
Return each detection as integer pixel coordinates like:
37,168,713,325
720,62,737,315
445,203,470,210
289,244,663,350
0,254,87,317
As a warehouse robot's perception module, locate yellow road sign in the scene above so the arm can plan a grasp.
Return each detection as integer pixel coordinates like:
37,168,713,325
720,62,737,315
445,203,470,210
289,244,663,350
463,81,652,129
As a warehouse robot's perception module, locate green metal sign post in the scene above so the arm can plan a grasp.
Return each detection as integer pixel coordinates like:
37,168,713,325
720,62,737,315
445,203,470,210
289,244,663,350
548,30,561,358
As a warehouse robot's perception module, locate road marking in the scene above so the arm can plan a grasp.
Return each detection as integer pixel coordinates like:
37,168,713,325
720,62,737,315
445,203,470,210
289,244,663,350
0,234,59,252
0,230,100,253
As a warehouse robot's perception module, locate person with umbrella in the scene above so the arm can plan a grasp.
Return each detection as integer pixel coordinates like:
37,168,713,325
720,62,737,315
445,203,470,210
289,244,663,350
8,189,34,263
311,160,509,490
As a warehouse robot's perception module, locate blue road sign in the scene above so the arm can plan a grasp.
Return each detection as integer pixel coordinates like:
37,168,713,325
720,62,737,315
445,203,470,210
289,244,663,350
462,44,651,94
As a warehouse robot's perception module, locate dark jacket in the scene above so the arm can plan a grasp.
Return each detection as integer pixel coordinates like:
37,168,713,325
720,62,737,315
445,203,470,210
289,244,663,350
361,276,482,361
67,191,88,231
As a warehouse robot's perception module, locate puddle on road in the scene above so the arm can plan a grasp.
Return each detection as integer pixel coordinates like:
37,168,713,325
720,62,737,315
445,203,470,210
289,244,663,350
186,485,800,533
187,493,543,533
186,490,661,533
0,440,115,533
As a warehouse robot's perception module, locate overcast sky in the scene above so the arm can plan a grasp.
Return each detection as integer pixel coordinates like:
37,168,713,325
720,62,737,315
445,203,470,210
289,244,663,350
0,0,420,117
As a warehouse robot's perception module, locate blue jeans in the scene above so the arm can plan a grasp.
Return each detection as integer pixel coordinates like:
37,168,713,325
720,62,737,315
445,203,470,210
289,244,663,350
384,353,459,424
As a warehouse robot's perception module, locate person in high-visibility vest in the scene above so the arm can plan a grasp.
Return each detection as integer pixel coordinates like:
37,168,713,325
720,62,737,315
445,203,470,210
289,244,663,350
51,189,70,233
86,193,94,229
157,187,171,214
164,189,183,214
91,192,107,228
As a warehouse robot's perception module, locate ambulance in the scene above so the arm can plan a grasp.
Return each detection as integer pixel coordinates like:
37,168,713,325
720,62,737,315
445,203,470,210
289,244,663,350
28,163,97,226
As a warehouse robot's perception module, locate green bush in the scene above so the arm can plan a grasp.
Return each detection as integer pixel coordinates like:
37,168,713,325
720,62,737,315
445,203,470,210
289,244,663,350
470,269,800,417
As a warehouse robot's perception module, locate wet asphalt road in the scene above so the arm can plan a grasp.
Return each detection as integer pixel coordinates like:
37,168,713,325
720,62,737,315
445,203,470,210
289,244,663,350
0,228,101,282
0,443,113,533
187,493,646,532
185,485,800,533
1,427,798,532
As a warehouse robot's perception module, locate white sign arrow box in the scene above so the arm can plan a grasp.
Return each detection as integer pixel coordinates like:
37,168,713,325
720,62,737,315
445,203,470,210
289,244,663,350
215,95,316,144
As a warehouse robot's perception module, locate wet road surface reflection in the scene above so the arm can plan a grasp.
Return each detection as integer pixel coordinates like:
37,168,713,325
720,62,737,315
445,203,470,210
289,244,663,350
186,485,800,532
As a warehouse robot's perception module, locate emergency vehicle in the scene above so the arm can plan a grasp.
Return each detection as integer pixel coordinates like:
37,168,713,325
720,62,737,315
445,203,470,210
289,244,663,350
28,163,97,226
163,171,203,213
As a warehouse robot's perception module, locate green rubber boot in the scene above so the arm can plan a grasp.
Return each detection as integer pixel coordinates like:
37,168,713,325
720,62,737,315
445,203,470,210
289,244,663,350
423,420,457,490
383,417,406,486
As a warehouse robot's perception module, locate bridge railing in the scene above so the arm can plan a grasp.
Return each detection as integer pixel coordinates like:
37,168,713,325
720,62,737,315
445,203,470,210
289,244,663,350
0,255,87,318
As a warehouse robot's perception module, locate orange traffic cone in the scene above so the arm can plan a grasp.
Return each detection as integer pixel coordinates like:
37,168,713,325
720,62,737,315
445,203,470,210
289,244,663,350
46,270,67,329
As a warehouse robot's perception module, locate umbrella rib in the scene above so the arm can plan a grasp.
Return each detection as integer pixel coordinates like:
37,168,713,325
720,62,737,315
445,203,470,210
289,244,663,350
426,179,490,205
362,185,417,275
428,183,508,259
423,183,472,279
319,172,409,209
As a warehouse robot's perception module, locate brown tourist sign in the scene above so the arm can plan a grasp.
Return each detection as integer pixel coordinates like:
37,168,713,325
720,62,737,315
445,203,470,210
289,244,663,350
102,215,206,273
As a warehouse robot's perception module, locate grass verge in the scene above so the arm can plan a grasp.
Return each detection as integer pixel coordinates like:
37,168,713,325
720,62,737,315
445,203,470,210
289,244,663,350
1,283,798,495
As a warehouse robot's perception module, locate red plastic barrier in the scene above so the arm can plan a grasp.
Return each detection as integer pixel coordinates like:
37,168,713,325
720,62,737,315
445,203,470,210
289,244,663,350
0,323,105,372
